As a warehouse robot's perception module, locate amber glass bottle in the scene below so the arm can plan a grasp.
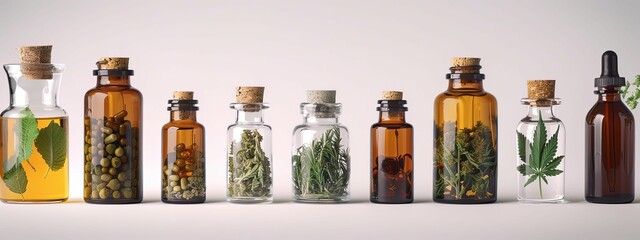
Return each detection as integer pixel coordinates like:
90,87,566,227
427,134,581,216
371,91,413,204
433,57,498,204
84,57,143,203
585,51,634,204
162,91,205,204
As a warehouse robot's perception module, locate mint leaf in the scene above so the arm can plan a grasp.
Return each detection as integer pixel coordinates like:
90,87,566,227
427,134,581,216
3,163,28,194
35,120,67,175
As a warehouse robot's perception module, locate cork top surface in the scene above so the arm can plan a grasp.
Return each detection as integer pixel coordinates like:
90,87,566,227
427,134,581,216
527,80,556,99
307,90,336,103
97,57,129,70
173,91,194,100
451,57,481,67
236,86,265,103
382,91,403,100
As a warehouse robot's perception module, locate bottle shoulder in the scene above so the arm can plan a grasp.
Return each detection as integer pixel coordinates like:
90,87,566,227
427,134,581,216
586,101,635,122
228,123,272,131
85,86,142,97
371,122,413,129
1,106,67,118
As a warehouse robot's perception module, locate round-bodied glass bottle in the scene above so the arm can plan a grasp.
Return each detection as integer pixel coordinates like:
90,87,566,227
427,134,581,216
84,58,143,203
227,103,273,203
162,93,205,203
433,58,498,204
516,97,565,203
1,63,69,203
292,101,350,203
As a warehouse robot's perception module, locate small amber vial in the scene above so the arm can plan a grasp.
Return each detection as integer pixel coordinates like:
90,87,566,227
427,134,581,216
161,91,206,204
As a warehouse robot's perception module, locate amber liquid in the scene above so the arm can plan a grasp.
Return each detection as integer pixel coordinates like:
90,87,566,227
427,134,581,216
162,116,205,204
585,89,634,203
433,79,498,204
371,115,413,204
84,76,143,203
0,117,69,203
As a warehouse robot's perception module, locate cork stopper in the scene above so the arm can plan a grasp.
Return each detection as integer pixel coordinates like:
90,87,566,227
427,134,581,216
307,90,336,103
97,57,129,70
236,86,264,103
173,91,194,100
18,45,53,79
527,80,555,99
382,91,403,100
451,57,481,67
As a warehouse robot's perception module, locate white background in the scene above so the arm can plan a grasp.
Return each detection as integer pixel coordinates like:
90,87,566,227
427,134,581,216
1,0,640,239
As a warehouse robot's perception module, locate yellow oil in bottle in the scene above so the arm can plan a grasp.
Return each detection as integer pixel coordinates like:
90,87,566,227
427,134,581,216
0,117,69,203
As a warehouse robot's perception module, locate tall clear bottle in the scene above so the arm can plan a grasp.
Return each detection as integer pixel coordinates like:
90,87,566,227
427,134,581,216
433,57,498,204
162,91,205,203
1,45,69,203
371,91,413,204
516,80,565,203
227,87,273,203
292,90,350,203
84,57,143,203
585,51,634,204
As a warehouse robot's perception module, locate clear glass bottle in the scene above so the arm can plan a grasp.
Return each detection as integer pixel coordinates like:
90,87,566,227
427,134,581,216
292,90,350,203
516,80,565,203
585,51,635,203
371,91,413,204
433,57,498,204
162,91,205,203
1,45,68,203
84,57,143,203
227,87,273,203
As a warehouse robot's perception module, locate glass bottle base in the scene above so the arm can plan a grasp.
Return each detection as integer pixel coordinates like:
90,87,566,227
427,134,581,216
84,198,142,204
586,194,634,204
162,197,205,204
1,198,67,204
227,197,272,204
294,195,350,203
517,197,564,204
370,198,413,204
433,198,496,204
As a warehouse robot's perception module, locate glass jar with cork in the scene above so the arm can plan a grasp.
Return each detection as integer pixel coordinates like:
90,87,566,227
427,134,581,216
292,90,351,203
83,57,143,204
371,91,413,204
227,86,273,203
433,57,498,204
162,91,206,204
516,80,565,203
1,45,69,203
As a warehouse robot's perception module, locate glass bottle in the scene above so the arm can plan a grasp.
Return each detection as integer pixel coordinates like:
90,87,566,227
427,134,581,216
84,57,143,203
227,87,273,203
586,51,635,204
433,57,498,204
516,80,565,203
162,91,205,203
292,90,350,203
371,91,413,204
1,45,68,203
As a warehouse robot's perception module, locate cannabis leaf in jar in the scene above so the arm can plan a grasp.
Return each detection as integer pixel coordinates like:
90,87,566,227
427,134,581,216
517,111,564,199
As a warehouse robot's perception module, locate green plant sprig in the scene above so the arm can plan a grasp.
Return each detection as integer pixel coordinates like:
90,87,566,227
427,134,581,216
621,75,640,109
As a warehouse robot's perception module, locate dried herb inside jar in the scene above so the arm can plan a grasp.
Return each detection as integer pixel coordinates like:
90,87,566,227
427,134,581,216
292,126,350,198
434,121,496,200
228,129,272,198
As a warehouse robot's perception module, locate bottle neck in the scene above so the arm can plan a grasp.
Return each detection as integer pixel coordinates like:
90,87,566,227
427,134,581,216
97,76,131,86
595,87,622,102
448,79,484,91
236,110,264,124
12,79,60,108
170,110,197,122
526,105,556,119
303,113,339,124
378,111,406,124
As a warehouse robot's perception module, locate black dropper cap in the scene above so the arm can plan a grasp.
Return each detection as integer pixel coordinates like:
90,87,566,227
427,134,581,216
595,50,625,87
